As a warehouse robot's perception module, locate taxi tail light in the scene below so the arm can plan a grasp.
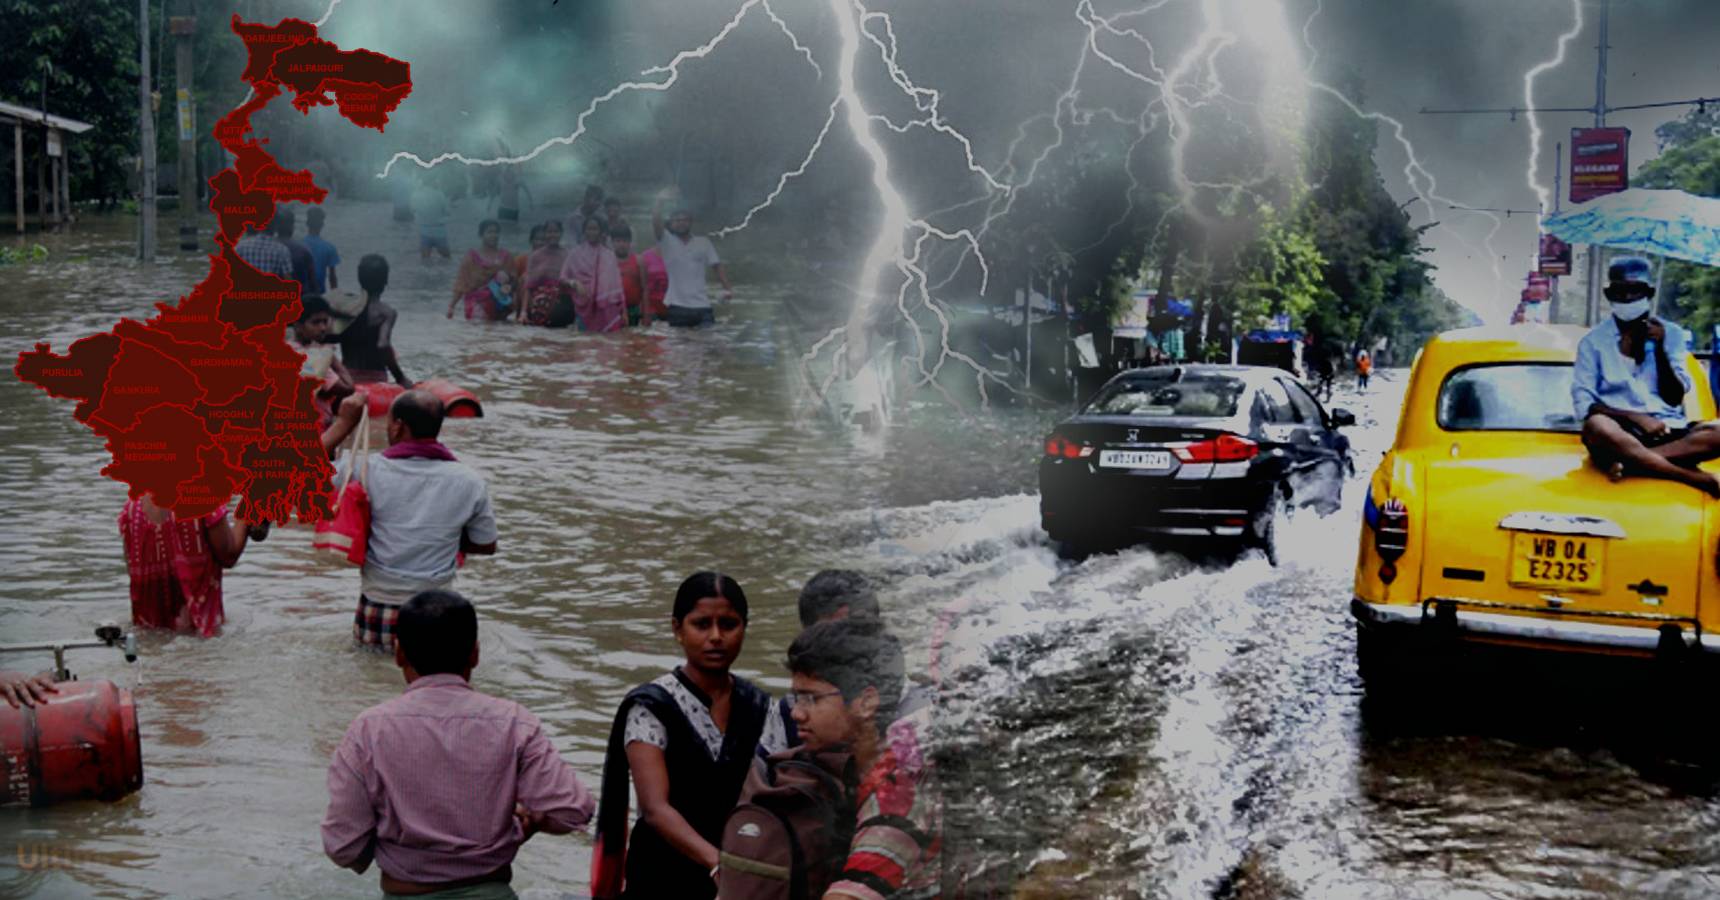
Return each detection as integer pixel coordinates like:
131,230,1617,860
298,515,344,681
1173,433,1258,463
1375,498,1409,562
1043,433,1094,460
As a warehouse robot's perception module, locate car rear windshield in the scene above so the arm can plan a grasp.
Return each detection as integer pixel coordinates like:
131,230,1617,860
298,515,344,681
1086,373,1246,418
1437,363,1582,432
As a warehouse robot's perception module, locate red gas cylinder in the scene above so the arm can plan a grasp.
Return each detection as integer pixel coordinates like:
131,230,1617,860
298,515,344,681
360,380,483,419
0,680,143,806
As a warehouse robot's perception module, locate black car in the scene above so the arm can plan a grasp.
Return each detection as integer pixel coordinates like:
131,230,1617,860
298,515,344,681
1039,365,1355,562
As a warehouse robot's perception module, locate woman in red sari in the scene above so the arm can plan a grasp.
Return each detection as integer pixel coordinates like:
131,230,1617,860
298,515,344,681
447,219,515,321
522,220,578,327
119,494,259,637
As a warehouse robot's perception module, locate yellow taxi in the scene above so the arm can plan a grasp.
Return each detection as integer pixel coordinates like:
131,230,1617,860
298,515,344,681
1352,324,1720,684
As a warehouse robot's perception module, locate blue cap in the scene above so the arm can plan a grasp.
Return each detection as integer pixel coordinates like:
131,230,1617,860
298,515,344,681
1607,256,1652,286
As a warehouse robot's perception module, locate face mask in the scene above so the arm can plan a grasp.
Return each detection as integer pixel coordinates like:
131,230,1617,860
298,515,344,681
1610,299,1650,323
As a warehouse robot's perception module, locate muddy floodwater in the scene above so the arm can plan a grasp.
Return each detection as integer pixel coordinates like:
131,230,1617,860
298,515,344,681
5,206,1720,898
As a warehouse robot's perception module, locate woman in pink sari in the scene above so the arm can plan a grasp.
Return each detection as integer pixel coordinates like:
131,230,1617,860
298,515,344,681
119,494,259,637
447,219,515,321
560,216,626,332
522,220,577,327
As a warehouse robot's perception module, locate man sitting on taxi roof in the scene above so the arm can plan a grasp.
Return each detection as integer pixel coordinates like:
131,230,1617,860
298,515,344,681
1574,255,1720,495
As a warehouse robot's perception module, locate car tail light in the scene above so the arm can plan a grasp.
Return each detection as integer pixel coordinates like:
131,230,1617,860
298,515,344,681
1171,433,1258,463
1043,433,1093,459
1375,498,1409,562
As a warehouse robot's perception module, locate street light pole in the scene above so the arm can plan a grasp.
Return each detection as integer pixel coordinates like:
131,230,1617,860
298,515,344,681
137,0,157,263
1584,0,1610,326
172,2,197,251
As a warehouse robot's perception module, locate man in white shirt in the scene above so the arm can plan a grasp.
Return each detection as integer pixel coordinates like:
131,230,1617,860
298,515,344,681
651,192,733,328
343,390,498,649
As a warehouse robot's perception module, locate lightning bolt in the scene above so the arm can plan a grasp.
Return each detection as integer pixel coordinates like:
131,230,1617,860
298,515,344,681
1525,0,1585,215
377,0,773,177
763,0,821,80
1292,0,1507,313
314,0,343,28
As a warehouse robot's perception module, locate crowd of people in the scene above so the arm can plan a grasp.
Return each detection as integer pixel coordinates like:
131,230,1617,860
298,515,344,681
422,180,733,331
313,567,939,899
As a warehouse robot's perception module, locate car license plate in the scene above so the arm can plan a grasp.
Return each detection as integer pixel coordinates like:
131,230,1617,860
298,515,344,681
1508,532,1604,593
1098,450,1172,470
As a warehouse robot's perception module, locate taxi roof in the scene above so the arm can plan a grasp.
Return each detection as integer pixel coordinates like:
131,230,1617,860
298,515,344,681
1424,324,1587,357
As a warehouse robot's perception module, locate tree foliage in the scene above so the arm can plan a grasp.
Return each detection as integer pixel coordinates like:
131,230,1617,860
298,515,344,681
1638,106,1720,336
1,0,144,204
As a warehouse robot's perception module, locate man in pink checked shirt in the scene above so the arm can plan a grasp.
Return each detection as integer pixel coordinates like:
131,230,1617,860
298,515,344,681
322,590,595,898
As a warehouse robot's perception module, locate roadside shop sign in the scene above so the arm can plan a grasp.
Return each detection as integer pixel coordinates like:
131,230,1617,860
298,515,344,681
1524,273,1551,302
1538,233,1572,275
1570,127,1630,203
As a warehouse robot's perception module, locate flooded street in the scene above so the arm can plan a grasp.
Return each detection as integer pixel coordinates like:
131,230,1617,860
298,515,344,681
5,206,1720,898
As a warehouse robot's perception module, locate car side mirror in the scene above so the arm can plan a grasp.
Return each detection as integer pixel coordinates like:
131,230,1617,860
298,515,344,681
1330,408,1356,428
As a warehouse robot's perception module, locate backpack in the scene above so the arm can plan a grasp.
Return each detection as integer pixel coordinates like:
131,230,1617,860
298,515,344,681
717,747,858,900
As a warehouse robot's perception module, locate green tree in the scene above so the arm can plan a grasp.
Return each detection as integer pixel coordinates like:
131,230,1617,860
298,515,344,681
1637,107,1720,336
1,0,145,205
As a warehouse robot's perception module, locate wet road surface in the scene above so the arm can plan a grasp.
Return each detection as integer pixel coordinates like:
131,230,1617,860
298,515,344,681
4,207,1720,898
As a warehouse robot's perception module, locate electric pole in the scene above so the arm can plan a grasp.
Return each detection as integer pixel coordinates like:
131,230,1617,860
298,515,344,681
172,2,196,251
137,0,157,263
1583,0,1610,326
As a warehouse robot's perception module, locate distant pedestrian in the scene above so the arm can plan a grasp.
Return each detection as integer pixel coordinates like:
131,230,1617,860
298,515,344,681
612,224,651,327
273,207,317,296
604,196,626,238
450,220,516,321
344,391,498,651
591,572,792,899
234,221,293,281
339,255,413,387
561,216,626,332
651,192,733,328
577,184,605,227
303,206,342,294
323,590,594,898
495,152,529,226
1356,348,1373,390
414,177,453,262
522,221,575,327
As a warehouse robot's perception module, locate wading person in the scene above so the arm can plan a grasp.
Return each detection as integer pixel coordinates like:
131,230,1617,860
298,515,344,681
785,618,941,900
303,206,341,294
120,494,264,637
322,590,594,899
274,207,318,297
449,220,517,321
288,294,354,430
346,391,497,650
339,254,413,387
1575,256,1720,495
612,224,651,328
414,176,453,262
561,216,626,333
592,572,792,899
651,193,733,328
522,220,575,327
234,219,294,281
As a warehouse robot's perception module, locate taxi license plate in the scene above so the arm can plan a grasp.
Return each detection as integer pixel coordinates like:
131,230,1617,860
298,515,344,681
1099,450,1172,469
1508,532,1604,593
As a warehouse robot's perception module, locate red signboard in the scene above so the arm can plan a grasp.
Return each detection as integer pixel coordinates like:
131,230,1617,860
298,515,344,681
1570,127,1630,203
1524,273,1551,302
1538,233,1572,275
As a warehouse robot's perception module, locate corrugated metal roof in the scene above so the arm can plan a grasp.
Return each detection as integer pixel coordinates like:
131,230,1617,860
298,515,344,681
0,100,95,134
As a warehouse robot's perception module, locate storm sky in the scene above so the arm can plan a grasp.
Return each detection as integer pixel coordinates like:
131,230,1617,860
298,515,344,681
276,0,1720,327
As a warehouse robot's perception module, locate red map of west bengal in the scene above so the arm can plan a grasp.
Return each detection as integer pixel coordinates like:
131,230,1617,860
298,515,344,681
14,17,412,522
